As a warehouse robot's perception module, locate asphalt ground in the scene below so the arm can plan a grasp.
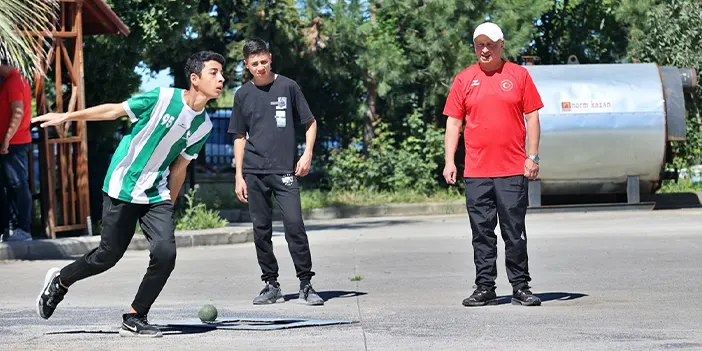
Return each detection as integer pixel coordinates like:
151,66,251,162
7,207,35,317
1,209,701,350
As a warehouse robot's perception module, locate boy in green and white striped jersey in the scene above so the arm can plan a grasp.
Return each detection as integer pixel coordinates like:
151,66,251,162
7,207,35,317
32,51,226,338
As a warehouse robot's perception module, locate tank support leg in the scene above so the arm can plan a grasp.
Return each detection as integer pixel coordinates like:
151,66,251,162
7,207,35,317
528,179,541,208
627,175,640,204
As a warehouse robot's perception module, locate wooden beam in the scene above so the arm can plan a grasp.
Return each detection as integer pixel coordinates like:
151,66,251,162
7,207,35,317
40,129,57,239
61,1,65,33
58,39,77,86
48,137,82,144
75,1,91,228
52,39,70,228
66,85,78,114
68,143,76,225
54,42,66,137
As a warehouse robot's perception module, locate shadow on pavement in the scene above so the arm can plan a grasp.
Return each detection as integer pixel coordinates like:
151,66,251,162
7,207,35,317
45,326,216,336
495,291,588,305
273,218,425,233
283,290,368,302
648,192,702,210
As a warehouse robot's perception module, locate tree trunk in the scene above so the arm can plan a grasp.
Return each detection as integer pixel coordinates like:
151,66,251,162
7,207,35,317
363,0,378,148
364,70,378,147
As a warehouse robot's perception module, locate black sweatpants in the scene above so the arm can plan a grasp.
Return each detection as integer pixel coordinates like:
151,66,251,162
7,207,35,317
60,193,177,316
245,173,314,283
464,175,531,292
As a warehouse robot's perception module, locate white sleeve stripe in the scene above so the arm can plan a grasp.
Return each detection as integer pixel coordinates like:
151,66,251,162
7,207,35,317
122,101,138,123
186,118,212,148
180,152,198,160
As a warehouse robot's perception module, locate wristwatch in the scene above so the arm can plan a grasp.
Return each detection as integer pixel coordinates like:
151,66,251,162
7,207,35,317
528,154,540,164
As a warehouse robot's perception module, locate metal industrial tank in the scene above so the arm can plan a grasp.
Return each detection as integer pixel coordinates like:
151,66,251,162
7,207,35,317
521,59,697,206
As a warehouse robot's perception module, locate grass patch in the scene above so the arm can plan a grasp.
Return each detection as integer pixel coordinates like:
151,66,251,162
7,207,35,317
175,186,228,230
350,275,363,282
658,179,702,193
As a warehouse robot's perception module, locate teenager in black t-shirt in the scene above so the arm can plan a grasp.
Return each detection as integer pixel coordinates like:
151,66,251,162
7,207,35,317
228,38,323,306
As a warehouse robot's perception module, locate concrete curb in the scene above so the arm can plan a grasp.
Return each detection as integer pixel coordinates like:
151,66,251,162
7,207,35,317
0,227,253,261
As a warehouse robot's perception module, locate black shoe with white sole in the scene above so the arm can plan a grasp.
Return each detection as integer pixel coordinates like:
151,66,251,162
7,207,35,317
462,286,498,307
511,288,542,306
36,268,68,319
119,313,163,338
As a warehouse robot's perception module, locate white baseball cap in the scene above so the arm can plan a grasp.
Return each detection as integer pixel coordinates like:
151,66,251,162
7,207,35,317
473,22,504,42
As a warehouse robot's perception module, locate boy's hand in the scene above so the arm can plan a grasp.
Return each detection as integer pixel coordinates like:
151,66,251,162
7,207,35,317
235,175,248,203
295,152,312,177
32,112,68,128
0,138,8,155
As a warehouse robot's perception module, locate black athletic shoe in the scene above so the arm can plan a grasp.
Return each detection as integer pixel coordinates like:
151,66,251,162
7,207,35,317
462,286,498,307
36,268,68,319
512,288,541,306
119,313,163,338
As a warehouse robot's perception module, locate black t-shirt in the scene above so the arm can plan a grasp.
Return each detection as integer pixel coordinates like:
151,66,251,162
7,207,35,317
228,75,315,174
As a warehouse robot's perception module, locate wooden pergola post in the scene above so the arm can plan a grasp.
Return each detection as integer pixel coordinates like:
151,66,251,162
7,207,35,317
30,0,129,239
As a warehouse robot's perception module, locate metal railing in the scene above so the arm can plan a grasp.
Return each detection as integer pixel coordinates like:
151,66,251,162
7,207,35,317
203,108,235,172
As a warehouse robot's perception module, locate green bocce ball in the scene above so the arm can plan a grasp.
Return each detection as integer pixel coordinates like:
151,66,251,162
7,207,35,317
198,304,218,322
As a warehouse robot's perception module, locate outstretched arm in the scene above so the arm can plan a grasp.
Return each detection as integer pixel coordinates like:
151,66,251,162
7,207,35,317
168,155,191,204
32,103,126,128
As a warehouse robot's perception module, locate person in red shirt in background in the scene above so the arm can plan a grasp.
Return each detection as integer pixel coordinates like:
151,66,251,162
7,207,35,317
0,62,34,242
443,22,542,307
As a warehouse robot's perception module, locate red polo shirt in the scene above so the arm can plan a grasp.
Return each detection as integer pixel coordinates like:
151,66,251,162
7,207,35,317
0,69,33,144
443,61,543,178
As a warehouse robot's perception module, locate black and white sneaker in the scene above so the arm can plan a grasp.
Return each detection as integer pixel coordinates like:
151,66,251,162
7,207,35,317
36,267,67,319
119,313,163,338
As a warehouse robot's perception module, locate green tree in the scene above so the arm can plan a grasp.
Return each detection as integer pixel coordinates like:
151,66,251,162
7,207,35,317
147,1,249,90
526,0,635,64
83,0,195,152
297,0,366,152
627,0,702,168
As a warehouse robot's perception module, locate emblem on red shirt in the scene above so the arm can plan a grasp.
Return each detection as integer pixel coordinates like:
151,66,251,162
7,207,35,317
500,79,513,92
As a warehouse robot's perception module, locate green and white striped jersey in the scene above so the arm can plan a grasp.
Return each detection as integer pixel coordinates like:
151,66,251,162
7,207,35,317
102,87,212,204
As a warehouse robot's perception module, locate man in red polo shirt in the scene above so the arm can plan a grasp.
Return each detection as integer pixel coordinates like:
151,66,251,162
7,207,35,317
0,63,33,242
443,22,543,307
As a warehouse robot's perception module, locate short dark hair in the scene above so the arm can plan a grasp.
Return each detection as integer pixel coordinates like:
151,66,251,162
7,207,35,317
184,51,225,83
242,39,269,60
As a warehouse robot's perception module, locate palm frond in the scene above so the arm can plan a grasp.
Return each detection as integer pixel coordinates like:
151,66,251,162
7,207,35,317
0,0,59,81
